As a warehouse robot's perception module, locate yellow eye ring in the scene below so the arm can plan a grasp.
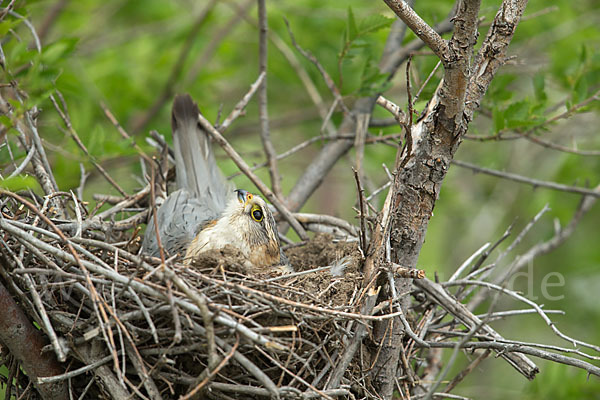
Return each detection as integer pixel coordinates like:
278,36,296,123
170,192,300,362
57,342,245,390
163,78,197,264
251,205,263,222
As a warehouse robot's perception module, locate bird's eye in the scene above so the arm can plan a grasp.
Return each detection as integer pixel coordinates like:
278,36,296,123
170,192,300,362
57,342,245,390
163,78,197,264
251,205,263,222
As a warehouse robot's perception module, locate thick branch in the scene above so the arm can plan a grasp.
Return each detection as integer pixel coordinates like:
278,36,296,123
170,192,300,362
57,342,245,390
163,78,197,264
0,271,68,400
370,1,529,398
465,0,529,120
382,0,450,64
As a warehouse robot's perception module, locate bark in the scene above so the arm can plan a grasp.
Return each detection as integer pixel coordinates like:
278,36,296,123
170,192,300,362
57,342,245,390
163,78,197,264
370,0,529,398
0,272,68,400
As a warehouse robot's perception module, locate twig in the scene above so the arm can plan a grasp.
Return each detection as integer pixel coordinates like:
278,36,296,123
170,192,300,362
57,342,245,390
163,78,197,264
448,280,600,353
284,18,350,115
4,9,42,52
100,102,153,164
376,95,407,124
197,112,308,240
22,272,67,362
50,93,127,196
452,159,600,197
218,72,265,132
125,340,163,400
227,132,403,179
36,353,119,384
413,60,441,105
207,382,350,398
414,278,539,379
77,163,88,200
352,167,368,255
255,346,335,400
181,337,239,400
198,275,410,322
6,141,36,179
423,341,600,377
257,0,283,200
387,263,425,279
293,212,358,237
130,0,218,134
448,243,490,282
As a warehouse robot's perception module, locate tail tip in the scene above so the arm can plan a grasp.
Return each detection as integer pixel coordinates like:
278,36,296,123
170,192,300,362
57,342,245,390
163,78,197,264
172,94,199,133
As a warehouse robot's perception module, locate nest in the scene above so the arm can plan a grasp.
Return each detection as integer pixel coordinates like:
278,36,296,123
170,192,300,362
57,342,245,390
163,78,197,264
1,181,554,400
0,189,387,399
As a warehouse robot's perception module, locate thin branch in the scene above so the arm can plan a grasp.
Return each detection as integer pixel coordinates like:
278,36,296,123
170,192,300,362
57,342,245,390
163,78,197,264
130,0,218,134
414,278,539,379
6,139,36,178
181,337,239,400
218,72,265,132
452,159,600,198
422,341,600,378
284,18,350,115
376,95,407,125
197,112,309,240
257,0,282,200
352,167,368,255
100,102,153,165
50,93,127,196
448,280,600,353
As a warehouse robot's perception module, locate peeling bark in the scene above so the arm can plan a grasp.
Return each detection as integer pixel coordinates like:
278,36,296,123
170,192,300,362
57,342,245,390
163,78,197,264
0,273,68,400
371,1,529,398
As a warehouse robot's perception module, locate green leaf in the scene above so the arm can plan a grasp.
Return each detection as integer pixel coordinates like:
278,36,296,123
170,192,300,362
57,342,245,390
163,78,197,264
41,38,79,65
0,175,38,192
346,7,358,41
572,75,588,105
505,100,530,121
0,19,21,37
0,115,13,130
504,99,539,130
492,107,505,133
357,57,391,96
533,74,547,103
358,14,394,34
578,44,588,64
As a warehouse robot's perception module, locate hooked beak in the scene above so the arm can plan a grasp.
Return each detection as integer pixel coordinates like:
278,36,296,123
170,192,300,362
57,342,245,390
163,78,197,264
235,189,251,204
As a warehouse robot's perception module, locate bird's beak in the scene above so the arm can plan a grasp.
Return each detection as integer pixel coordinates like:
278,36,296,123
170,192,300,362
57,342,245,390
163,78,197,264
236,189,250,204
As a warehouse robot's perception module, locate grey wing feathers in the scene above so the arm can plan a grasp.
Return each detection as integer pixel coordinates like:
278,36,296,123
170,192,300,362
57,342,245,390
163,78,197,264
142,94,231,258
171,94,230,211
142,190,217,257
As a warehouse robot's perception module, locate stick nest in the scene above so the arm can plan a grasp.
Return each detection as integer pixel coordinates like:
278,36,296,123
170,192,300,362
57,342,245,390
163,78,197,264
0,191,379,399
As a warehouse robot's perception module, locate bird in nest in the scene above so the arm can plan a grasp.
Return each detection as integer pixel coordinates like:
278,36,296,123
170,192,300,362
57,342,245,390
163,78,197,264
142,94,285,268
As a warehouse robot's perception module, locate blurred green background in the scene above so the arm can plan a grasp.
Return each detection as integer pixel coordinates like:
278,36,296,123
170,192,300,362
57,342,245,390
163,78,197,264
1,0,599,398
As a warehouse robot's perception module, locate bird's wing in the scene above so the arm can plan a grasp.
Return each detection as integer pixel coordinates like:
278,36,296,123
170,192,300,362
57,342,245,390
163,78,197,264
171,94,231,211
142,189,219,258
142,94,232,258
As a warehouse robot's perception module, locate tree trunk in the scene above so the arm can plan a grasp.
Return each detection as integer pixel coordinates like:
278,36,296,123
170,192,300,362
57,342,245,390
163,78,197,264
371,0,528,397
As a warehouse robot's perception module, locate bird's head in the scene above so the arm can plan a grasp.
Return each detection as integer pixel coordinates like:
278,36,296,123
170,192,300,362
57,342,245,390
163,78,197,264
221,189,282,267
